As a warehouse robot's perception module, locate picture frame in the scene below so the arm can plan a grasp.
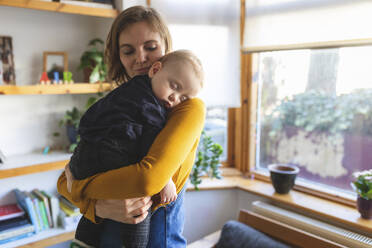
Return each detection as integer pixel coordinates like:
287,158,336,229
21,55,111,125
0,36,16,85
43,51,68,81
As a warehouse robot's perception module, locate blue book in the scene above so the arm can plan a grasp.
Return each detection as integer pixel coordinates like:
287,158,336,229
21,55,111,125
13,189,39,233
27,193,44,231
0,226,35,245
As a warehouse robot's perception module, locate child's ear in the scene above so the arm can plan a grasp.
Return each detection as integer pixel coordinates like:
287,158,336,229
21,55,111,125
149,61,162,78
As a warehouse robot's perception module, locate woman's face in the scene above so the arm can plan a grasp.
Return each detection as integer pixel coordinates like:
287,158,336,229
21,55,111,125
119,21,165,78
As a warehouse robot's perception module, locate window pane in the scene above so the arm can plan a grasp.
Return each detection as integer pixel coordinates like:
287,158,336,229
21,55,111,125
256,45,372,194
205,106,228,161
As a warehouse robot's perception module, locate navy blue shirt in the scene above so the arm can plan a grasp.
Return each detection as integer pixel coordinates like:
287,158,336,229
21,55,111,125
70,75,167,179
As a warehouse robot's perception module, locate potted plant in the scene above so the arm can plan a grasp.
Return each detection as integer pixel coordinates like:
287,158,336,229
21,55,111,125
351,169,372,219
58,94,103,152
190,131,223,190
78,38,107,83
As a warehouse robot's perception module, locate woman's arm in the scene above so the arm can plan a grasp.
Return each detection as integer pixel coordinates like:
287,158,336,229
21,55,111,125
69,98,205,201
57,171,152,223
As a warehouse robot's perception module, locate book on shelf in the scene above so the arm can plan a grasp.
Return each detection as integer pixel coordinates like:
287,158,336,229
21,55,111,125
59,0,114,9
58,210,81,230
0,216,29,232
0,223,35,245
27,192,45,231
29,192,49,230
41,190,59,228
59,196,79,216
0,203,24,221
32,189,53,228
13,189,39,233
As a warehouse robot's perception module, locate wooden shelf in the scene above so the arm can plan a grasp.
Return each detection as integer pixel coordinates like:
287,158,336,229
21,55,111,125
0,152,71,179
0,83,113,95
0,0,118,18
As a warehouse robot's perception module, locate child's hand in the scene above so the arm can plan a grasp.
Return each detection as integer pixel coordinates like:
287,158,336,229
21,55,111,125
160,180,178,204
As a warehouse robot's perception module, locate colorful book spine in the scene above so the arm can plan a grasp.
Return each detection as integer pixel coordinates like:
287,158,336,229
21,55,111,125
0,203,25,221
41,191,59,228
13,189,39,233
0,227,35,245
32,189,53,228
0,216,29,232
30,193,49,230
0,223,35,241
27,192,44,231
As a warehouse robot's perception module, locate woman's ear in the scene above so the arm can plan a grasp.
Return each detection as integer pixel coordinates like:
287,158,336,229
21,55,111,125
149,61,162,78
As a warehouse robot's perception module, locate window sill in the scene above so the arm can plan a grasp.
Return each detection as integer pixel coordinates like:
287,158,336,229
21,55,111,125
187,174,372,236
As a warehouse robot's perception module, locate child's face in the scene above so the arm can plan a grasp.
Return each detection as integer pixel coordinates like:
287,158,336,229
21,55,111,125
149,61,201,109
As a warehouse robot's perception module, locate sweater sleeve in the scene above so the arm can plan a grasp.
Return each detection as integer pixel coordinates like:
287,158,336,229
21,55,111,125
68,98,205,201
57,170,98,223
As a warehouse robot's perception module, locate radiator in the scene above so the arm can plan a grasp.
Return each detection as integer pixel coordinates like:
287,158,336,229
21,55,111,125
252,201,372,248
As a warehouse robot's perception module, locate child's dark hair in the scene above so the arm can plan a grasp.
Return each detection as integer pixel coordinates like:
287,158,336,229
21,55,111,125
105,6,172,84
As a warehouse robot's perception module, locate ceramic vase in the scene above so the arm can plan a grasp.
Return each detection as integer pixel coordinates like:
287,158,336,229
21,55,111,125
268,164,300,194
357,195,372,219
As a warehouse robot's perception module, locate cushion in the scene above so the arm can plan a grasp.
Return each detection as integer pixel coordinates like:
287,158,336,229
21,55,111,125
215,220,291,248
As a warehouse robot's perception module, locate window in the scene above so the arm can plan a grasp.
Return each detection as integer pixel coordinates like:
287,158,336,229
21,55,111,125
243,0,372,201
251,42,372,197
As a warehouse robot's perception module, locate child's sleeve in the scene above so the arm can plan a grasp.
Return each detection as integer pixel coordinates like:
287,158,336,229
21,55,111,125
68,98,205,202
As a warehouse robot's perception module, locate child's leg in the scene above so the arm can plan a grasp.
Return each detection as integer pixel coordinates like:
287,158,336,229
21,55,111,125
100,219,124,248
121,211,151,248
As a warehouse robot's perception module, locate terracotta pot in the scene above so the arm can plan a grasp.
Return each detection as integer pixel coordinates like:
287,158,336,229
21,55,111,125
268,164,300,194
357,195,372,219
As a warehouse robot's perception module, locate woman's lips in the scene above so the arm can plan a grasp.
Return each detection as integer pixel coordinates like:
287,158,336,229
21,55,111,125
135,67,150,74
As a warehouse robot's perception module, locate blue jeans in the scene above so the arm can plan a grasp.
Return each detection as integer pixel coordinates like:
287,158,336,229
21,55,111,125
147,186,187,248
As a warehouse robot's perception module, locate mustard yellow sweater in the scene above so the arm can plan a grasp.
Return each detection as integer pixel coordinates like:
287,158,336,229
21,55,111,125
57,98,205,223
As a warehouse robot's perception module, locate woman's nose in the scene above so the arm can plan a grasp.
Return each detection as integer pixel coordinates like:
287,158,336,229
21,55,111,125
135,50,146,63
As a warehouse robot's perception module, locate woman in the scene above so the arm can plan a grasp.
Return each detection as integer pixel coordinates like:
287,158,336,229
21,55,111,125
57,6,205,247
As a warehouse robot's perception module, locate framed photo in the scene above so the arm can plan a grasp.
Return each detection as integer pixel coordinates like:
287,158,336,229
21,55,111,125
0,36,16,85
43,51,68,81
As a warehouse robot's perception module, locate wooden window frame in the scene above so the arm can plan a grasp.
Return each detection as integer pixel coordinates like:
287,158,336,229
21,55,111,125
236,38,372,208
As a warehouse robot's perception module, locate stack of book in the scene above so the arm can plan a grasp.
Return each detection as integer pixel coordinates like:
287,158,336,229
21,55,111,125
0,203,34,244
58,196,81,230
13,189,60,234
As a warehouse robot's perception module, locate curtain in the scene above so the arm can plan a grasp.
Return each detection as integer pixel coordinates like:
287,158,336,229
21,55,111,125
151,0,241,107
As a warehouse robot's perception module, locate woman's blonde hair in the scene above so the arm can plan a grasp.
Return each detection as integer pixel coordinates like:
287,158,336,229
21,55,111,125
105,6,172,84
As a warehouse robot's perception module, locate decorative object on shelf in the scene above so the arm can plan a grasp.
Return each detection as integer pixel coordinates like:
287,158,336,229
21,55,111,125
0,36,16,85
78,38,107,83
39,71,50,85
190,131,223,190
42,51,68,84
351,169,372,219
63,71,74,84
268,164,299,194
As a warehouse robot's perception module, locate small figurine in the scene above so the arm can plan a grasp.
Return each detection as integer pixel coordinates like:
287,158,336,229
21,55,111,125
63,71,74,84
39,71,49,85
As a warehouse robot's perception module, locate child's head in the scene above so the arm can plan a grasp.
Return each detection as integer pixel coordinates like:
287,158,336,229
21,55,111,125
148,50,204,109
105,6,172,83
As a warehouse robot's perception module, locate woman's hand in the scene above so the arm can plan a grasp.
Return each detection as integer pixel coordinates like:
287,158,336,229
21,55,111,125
95,197,152,224
65,164,74,193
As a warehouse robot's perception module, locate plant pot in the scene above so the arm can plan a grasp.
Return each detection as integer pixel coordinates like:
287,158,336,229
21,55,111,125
357,195,372,219
268,164,300,194
66,124,78,145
